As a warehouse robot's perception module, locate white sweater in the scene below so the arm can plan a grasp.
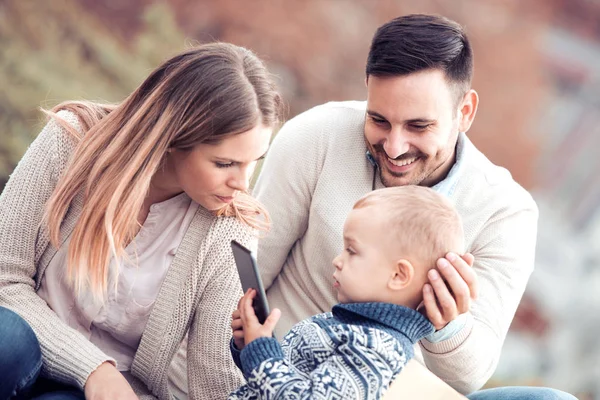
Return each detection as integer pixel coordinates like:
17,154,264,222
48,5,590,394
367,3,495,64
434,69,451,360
254,101,539,394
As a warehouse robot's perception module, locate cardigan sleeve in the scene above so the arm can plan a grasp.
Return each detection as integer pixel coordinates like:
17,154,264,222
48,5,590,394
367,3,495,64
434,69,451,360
0,112,115,389
419,201,538,394
186,218,252,399
232,328,407,399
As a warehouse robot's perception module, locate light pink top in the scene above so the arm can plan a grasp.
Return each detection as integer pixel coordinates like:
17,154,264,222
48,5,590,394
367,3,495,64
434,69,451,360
38,192,199,371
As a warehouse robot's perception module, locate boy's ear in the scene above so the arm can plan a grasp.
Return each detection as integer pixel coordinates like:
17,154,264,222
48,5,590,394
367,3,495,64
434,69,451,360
389,259,414,291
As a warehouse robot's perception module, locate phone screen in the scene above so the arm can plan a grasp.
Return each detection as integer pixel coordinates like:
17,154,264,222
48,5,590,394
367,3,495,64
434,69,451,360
231,240,271,324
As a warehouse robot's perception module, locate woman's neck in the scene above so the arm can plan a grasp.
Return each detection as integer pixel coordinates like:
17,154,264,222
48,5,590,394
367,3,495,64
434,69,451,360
147,155,184,205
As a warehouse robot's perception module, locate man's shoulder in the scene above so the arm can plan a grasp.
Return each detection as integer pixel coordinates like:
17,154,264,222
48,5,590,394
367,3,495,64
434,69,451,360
302,100,367,117
267,101,367,162
280,100,366,136
455,136,537,213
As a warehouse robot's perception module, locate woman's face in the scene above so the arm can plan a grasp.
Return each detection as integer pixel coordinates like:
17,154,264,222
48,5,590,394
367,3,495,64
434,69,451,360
170,124,272,211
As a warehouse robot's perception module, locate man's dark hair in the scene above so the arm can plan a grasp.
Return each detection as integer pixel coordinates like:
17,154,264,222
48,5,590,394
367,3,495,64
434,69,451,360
366,14,473,103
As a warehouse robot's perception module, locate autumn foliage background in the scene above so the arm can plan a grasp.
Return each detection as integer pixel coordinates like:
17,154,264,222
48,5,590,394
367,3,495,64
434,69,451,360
1,1,600,398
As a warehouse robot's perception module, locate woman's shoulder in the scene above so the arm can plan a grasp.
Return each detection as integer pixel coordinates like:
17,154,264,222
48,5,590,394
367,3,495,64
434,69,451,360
49,109,84,144
187,212,258,282
37,110,83,165
209,215,258,251
187,209,258,253
14,109,83,180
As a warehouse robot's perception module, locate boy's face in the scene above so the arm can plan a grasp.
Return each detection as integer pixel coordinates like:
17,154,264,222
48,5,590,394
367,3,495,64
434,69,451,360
332,207,399,304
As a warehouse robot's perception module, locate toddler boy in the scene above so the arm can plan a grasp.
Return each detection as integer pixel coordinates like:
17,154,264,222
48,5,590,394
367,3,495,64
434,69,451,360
229,186,465,399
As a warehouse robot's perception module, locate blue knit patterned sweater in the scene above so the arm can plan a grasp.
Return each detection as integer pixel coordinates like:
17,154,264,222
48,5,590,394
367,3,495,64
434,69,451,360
228,302,434,399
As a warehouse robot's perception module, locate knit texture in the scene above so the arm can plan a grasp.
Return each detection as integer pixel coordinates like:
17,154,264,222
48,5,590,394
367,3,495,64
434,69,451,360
229,302,434,399
0,111,251,399
253,101,539,394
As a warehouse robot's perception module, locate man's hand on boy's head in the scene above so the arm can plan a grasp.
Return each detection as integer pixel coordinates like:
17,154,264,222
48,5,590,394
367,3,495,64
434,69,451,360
421,252,477,331
239,289,281,346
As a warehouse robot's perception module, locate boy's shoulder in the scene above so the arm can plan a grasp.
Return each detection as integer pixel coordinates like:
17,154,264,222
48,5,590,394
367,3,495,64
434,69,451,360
290,310,393,340
285,311,357,342
287,312,334,335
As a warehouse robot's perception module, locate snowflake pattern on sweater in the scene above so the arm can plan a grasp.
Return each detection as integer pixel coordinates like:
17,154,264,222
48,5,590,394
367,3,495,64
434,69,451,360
229,302,434,400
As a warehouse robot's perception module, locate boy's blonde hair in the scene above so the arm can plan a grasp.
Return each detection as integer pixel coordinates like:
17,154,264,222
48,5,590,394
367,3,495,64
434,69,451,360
353,186,464,269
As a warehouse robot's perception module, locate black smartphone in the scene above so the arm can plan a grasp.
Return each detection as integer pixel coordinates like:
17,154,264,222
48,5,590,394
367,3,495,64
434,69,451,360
231,240,271,324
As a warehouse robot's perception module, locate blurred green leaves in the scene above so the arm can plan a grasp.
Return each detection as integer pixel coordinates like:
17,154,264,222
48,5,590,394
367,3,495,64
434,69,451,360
0,1,186,189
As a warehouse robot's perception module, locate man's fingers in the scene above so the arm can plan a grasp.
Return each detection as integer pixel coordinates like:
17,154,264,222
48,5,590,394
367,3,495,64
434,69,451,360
422,254,477,331
428,269,458,320
422,284,443,328
447,252,478,301
461,252,475,267
437,258,470,313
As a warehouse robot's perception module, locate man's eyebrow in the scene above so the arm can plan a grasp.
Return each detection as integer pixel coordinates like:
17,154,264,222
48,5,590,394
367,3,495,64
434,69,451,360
366,110,387,120
406,118,436,124
367,110,436,125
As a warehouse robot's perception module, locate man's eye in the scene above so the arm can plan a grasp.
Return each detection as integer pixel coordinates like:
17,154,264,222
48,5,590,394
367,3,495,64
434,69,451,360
346,247,356,255
411,124,430,131
215,162,234,168
371,117,387,125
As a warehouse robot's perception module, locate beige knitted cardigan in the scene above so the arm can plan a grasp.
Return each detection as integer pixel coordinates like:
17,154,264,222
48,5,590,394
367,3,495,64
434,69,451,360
0,111,250,399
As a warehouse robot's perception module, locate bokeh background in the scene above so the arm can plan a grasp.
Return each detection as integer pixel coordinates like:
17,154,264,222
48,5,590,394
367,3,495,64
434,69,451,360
1,0,599,398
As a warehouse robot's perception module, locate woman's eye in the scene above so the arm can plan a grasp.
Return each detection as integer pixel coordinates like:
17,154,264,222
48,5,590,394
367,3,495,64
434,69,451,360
345,247,356,255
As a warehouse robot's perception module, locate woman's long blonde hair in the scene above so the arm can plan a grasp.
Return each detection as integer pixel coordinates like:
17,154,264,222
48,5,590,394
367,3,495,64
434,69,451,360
43,43,283,299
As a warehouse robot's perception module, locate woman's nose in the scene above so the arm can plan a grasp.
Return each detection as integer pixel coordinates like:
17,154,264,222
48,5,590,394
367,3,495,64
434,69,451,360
229,170,250,192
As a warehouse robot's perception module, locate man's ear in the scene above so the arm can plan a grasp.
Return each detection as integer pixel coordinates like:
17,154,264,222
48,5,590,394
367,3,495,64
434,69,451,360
458,89,479,133
388,259,414,291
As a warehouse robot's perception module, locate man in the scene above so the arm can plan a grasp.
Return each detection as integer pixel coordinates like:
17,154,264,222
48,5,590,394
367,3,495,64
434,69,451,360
254,14,575,399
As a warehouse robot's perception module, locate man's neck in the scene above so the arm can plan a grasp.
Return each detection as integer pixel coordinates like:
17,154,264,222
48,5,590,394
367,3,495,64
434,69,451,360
422,146,458,188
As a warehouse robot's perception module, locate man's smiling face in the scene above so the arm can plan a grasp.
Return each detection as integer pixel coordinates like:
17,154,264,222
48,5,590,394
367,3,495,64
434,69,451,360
364,69,462,188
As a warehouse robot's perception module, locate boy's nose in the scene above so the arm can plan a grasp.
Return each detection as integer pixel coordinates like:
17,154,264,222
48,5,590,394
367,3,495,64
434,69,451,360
332,255,343,270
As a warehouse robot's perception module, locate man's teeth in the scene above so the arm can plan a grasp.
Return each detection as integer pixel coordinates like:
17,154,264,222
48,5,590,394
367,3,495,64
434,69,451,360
388,157,417,167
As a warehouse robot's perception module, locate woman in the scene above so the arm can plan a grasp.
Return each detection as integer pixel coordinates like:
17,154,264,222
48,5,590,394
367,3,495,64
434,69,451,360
0,42,283,400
